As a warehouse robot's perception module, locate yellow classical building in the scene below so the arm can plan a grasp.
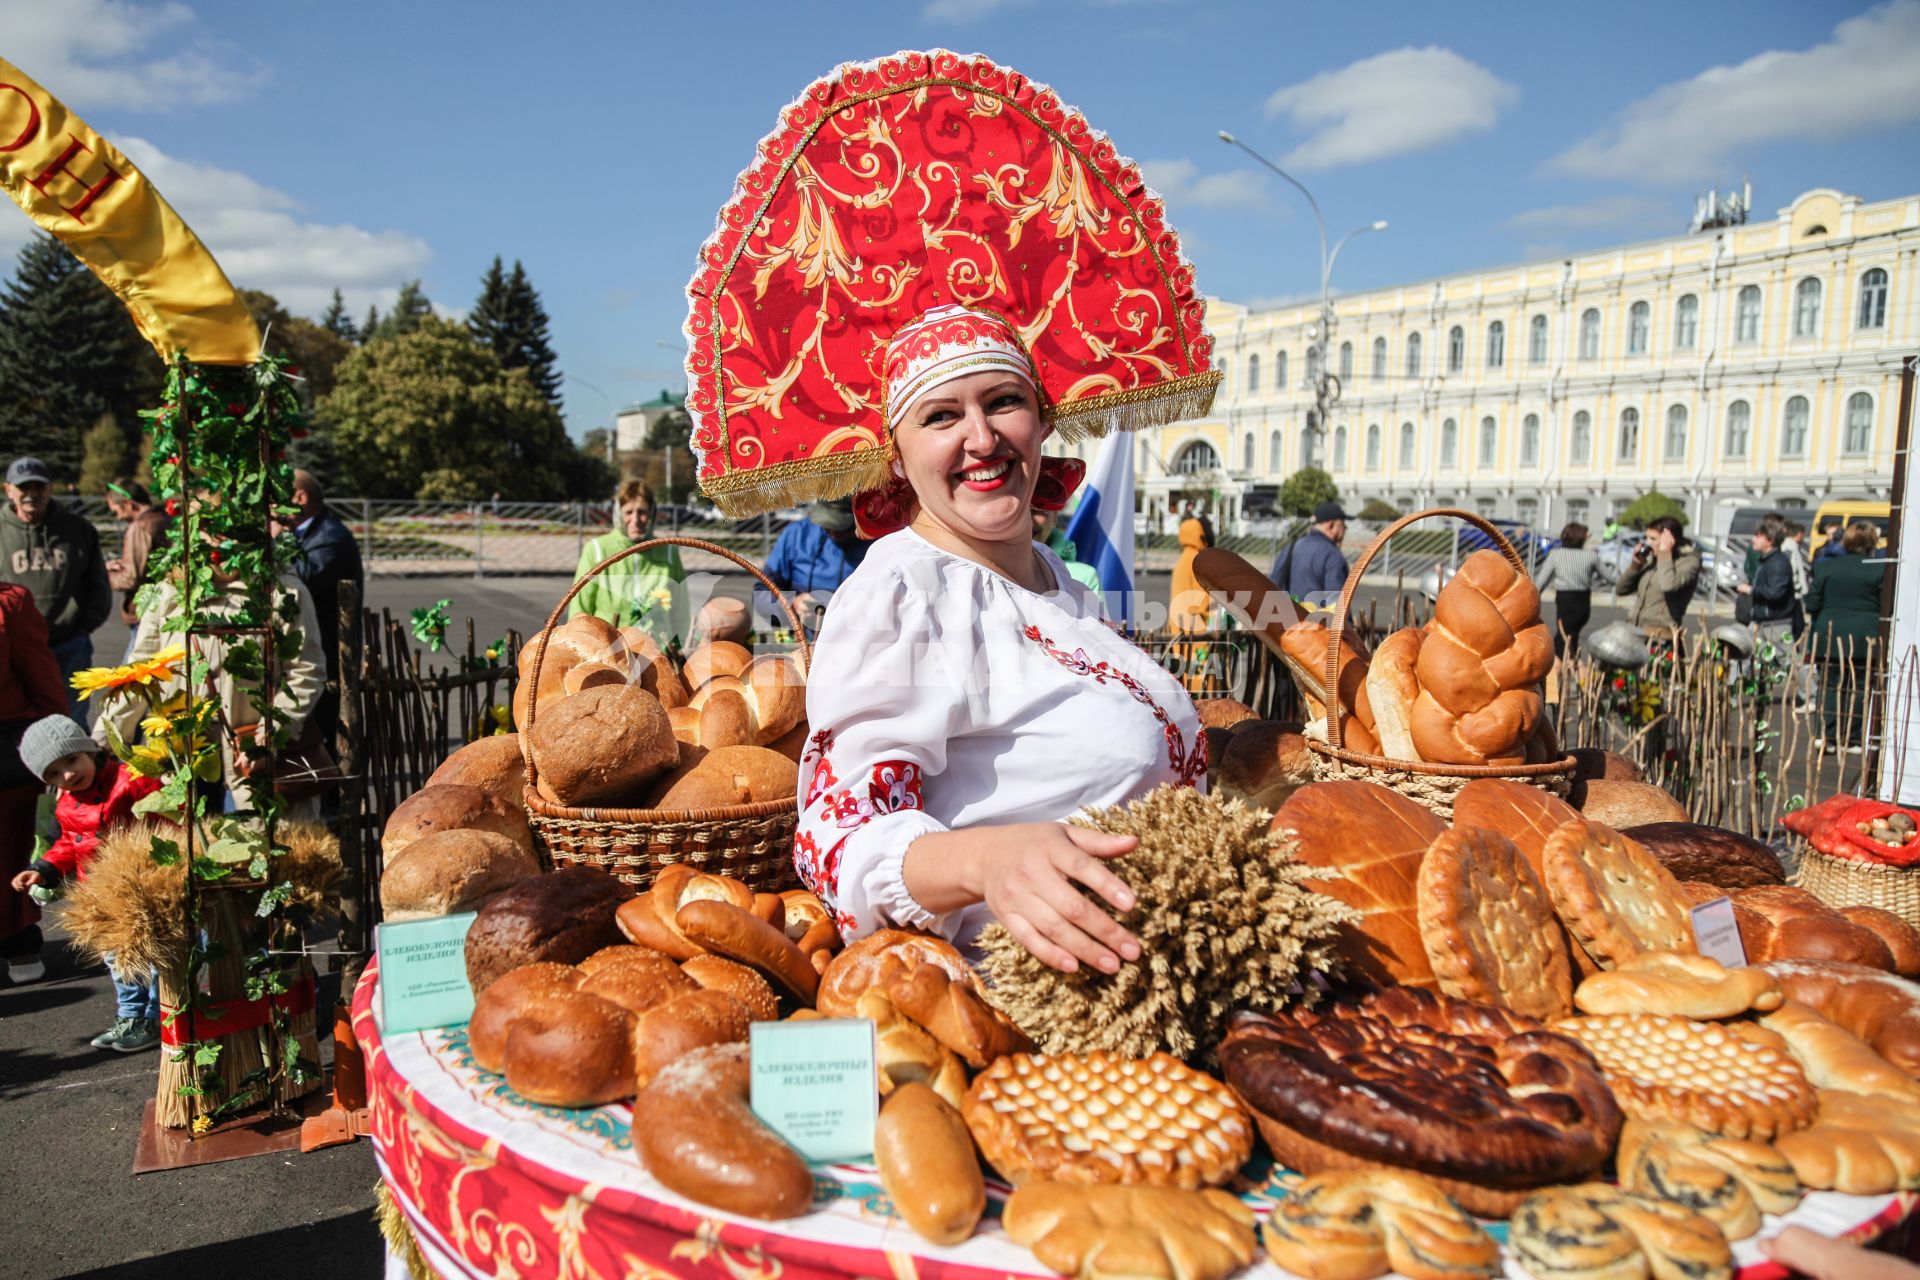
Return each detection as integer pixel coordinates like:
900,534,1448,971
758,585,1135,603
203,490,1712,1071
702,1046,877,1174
1121,188,1914,537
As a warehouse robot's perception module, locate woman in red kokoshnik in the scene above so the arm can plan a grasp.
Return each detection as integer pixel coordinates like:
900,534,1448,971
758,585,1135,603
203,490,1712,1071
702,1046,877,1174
683,51,1221,973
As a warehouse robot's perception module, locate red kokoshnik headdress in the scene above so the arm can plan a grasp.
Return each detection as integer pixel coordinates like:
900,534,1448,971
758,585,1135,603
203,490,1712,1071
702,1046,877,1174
684,49,1220,518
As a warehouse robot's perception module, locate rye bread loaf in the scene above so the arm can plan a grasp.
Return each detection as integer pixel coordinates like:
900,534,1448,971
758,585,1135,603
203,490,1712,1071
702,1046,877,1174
1623,822,1785,891
464,867,632,994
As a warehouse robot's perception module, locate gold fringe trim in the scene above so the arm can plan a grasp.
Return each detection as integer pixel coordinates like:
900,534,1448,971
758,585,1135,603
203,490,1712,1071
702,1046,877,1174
701,450,894,520
375,1181,435,1280
1049,371,1222,444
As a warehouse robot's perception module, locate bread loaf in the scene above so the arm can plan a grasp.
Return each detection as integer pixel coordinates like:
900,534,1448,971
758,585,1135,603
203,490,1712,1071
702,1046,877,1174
1409,551,1553,765
861,989,967,1110
676,898,819,1002
464,867,631,994
1542,820,1694,970
1280,619,1380,754
644,744,797,810
425,734,528,813
468,962,583,1073
379,828,540,922
1842,907,1920,977
577,958,699,1015
1576,778,1688,828
632,1042,814,1219
1571,747,1644,783
681,955,780,1021
816,929,976,1017
1364,628,1424,761
631,988,753,1088
501,988,637,1107
1271,781,1445,988
1213,722,1314,815
1759,1000,1920,1103
561,661,627,696
1451,778,1580,880
873,1082,984,1246
1621,822,1785,890
1736,886,1898,971
681,640,752,691
528,684,677,806
382,782,533,860
694,596,751,645
1191,547,1303,659
1195,698,1258,730
1417,826,1572,1020
1764,959,1920,1075
1002,1182,1258,1280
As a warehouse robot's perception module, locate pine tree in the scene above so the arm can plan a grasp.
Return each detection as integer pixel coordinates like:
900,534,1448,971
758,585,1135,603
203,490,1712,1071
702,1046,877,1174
361,304,380,343
468,257,562,407
320,288,358,343
0,234,152,477
371,280,433,341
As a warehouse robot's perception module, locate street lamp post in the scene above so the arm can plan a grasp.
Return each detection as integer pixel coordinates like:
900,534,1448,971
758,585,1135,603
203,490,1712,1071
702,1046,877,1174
1217,131,1386,464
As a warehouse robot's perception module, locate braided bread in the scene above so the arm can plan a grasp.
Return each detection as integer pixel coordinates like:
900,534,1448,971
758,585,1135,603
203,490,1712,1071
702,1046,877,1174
1261,1170,1500,1280
1574,952,1782,1020
1000,1183,1257,1280
1774,1090,1920,1194
1409,551,1554,765
1616,1118,1800,1240
1509,1183,1731,1280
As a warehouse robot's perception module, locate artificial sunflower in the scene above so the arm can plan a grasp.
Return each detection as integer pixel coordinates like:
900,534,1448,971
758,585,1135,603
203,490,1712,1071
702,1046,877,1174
72,645,189,701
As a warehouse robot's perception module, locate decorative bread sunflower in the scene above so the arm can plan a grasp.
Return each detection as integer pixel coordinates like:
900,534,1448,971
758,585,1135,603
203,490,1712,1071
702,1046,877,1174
977,785,1355,1063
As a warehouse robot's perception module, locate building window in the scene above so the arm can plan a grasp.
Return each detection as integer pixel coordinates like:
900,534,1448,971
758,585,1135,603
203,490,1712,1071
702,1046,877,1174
1447,326,1464,373
1520,413,1540,467
1528,314,1548,364
1478,416,1497,467
1440,418,1458,467
1617,407,1640,463
1370,337,1387,381
1793,277,1822,338
1268,429,1283,470
1517,496,1539,528
1736,285,1761,343
1844,392,1873,456
1242,431,1255,469
1664,404,1688,462
1567,497,1589,525
1570,410,1592,464
1476,497,1497,518
1578,309,1601,360
1858,269,1889,331
1172,440,1219,475
1724,400,1750,459
1276,350,1289,391
1339,341,1353,382
1486,320,1505,369
1246,353,1260,392
1305,346,1320,383
1674,294,1698,349
1781,396,1809,457
1218,358,1229,393
1398,422,1416,469
1397,494,1415,513
1405,332,1422,377
1627,301,1650,355
1365,424,1382,470
1334,425,1349,471
1302,426,1321,469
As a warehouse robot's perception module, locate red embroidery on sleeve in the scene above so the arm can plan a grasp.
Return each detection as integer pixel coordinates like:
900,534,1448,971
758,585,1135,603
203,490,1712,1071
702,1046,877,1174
1024,624,1205,787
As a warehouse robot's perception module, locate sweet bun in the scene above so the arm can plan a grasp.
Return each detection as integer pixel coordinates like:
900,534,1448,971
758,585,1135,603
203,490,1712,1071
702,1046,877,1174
681,640,752,691
528,684,677,806
464,866,632,994
1213,722,1314,815
578,957,699,1015
1622,822,1785,890
631,988,753,1089
379,828,540,922
425,734,528,813
1576,778,1689,827
1409,551,1553,765
501,988,637,1107
681,954,780,1021
468,962,583,1073
382,782,534,860
644,745,798,810
576,944,679,977
676,899,820,1003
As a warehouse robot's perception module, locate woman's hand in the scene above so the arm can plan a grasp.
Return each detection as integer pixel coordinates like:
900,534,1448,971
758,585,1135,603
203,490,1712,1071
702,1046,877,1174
904,823,1143,975
10,869,40,893
1760,1227,1920,1279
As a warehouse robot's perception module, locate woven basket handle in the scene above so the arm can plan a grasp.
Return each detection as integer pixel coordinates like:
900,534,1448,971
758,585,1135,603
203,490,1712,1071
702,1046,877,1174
1325,507,1527,750
520,535,814,788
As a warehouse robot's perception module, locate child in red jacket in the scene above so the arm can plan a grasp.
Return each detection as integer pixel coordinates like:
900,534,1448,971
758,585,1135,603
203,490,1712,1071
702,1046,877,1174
11,715,164,1051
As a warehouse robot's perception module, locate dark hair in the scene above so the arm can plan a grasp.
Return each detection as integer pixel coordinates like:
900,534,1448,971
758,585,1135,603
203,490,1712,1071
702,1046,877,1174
1645,515,1689,548
110,478,150,505
1783,519,1805,539
1196,515,1216,548
1757,513,1788,548
1559,522,1588,549
1844,520,1879,556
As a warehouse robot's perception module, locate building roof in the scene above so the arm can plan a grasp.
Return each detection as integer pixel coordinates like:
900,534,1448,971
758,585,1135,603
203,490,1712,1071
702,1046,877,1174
618,389,686,414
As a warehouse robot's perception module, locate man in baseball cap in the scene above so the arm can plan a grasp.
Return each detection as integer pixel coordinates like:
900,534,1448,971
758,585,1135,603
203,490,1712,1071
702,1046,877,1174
2,457,112,722
1269,500,1353,608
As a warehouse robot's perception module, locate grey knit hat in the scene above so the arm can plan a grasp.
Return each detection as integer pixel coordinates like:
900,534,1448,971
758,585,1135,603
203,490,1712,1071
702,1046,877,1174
18,715,96,781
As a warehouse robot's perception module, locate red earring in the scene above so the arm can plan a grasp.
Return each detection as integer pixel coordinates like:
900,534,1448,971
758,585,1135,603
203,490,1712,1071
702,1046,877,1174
852,473,916,538
1030,455,1086,513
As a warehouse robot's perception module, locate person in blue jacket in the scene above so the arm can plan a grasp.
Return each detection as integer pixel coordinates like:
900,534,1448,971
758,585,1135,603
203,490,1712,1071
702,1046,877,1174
1268,501,1352,609
761,499,869,632
278,470,364,744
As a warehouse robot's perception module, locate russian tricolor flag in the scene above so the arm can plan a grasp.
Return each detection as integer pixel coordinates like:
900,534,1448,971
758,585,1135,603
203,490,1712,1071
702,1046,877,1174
1064,433,1136,627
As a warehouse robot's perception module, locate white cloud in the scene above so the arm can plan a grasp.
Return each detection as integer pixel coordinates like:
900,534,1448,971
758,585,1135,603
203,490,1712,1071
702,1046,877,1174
1140,158,1271,210
1502,194,1671,234
1264,47,1517,170
0,0,269,111
0,137,432,319
920,0,1037,21
1550,1,1920,183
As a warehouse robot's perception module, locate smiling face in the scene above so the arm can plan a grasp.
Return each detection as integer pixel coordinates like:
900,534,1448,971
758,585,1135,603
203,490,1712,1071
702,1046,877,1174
893,370,1046,546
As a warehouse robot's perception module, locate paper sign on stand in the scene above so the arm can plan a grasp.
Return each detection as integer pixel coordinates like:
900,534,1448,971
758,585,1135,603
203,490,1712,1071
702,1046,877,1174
749,1018,878,1163
377,912,479,1034
1690,897,1748,968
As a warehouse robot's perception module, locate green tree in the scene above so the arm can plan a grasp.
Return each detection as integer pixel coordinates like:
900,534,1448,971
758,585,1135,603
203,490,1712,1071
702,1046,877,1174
1357,497,1400,522
321,317,580,500
1619,490,1689,530
642,406,698,502
240,289,353,402
468,257,562,406
370,280,433,341
77,412,130,493
1278,466,1340,518
320,288,358,343
361,304,380,343
0,234,158,476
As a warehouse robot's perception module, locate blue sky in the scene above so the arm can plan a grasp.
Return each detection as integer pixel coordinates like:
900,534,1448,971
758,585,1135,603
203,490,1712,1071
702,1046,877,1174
5,0,1918,436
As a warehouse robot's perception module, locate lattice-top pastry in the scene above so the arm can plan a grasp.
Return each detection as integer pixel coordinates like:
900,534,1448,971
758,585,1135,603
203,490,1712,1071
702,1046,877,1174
961,1051,1253,1189
1552,1013,1817,1141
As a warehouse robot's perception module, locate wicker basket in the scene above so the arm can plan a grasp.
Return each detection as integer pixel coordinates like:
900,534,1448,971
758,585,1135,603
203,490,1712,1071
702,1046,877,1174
1308,507,1578,821
520,536,811,892
1794,847,1920,932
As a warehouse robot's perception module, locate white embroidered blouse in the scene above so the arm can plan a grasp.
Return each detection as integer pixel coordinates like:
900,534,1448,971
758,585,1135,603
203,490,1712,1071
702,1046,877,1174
794,528,1208,953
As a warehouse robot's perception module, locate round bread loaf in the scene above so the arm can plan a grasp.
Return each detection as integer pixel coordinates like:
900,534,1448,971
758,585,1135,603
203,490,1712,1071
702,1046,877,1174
562,661,627,696
468,962,583,1073
695,596,751,645
579,958,699,1014
632,988,753,1088
1417,826,1572,1021
682,640,753,691
379,828,539,922
682,955,780,1021
1576,778,1688,827
816,929,978,1017
1570,748,1644,783
644,744,797,810
502,988,637,1107
1218,989,1621,1217
1214,722,1314,815
464,866,633,994
382,782,533,860
528,684,677,806
1195,698,1258,730
1270,781,1446,988
1622,822,1785,890
425,734,528,813
741,654,807,745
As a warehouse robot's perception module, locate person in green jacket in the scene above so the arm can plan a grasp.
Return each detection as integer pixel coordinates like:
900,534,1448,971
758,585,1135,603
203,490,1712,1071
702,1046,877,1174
567,480,688,651
1031,506,1100,591
1805,519,1887,753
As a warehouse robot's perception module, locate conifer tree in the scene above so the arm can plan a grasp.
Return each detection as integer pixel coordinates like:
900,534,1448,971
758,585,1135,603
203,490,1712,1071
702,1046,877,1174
320,288,358,343
468,257,562,407
361,304,380,343
372,280,434,341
